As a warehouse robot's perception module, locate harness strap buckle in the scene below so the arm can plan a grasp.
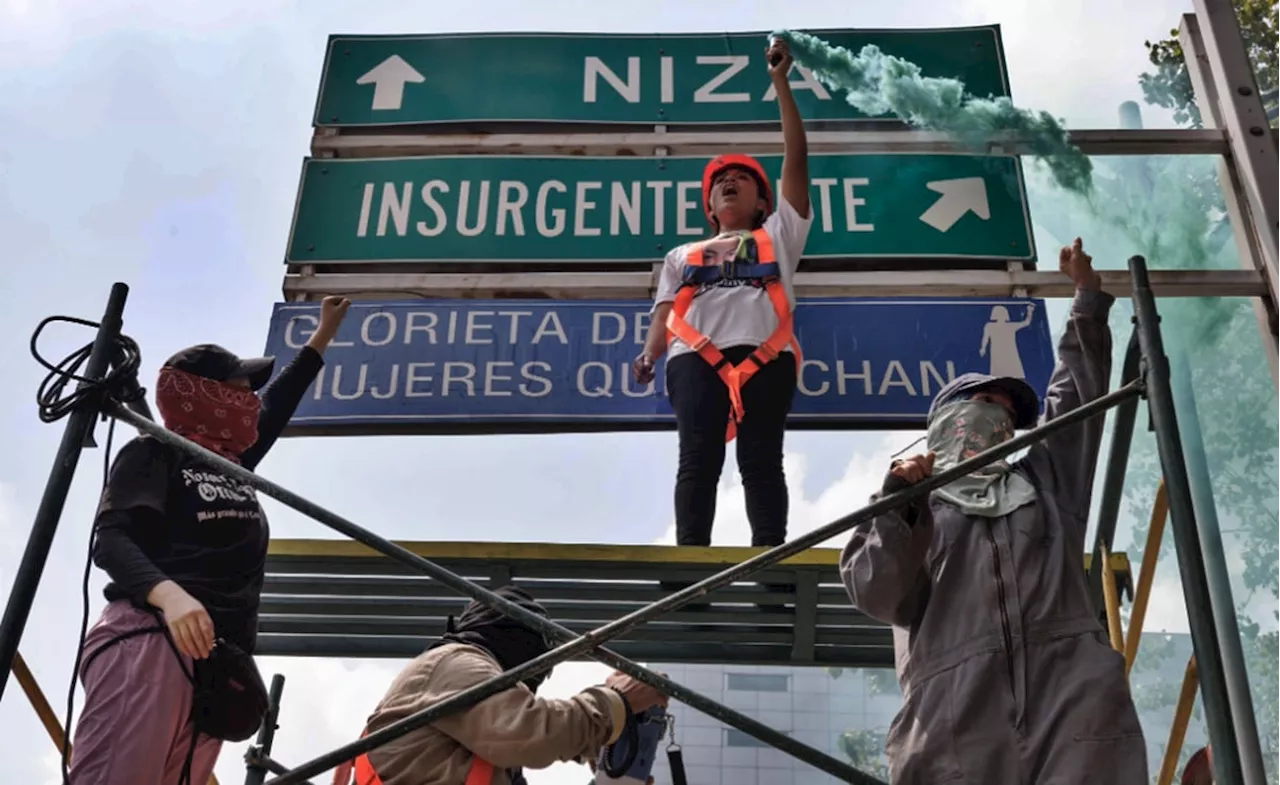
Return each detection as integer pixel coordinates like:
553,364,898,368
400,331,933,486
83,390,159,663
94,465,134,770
754,343,780,364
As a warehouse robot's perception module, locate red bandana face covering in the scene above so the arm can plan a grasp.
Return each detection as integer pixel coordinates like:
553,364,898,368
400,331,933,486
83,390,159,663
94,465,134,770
155,367,262,463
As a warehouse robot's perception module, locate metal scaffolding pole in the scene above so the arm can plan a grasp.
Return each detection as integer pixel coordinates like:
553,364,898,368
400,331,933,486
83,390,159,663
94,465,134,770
1086,329,1142,615
0,283,129,702
244,675,287,785
1170,349,1268,785
1129,255,1246,785
109,372,1142,785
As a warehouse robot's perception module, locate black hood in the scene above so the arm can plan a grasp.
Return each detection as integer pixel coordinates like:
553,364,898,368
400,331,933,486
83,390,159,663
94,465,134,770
430,585,554,693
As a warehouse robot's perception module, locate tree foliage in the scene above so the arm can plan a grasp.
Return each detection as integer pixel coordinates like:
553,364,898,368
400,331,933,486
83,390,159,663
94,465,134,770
1139,0,1278,128
839,728,891,779
1129,4,1280,779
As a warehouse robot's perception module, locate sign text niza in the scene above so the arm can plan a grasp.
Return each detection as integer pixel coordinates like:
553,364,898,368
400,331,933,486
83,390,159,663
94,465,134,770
313,27,1011,126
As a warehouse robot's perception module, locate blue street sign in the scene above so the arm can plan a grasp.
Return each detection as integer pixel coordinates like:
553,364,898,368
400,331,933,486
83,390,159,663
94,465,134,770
263,298,1055,434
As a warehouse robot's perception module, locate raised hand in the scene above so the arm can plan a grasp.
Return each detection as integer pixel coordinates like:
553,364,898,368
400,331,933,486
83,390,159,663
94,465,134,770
1059,237,1102,291
766,37,793,77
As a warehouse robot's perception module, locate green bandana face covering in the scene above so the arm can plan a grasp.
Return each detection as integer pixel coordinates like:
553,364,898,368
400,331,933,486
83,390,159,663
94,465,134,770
926,399,1038,517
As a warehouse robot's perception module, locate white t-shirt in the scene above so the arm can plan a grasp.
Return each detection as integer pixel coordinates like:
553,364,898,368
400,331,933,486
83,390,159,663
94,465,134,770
653,194,814,362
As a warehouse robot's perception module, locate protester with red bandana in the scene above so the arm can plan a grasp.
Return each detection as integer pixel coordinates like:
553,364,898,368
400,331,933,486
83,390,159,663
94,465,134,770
67,296,350,785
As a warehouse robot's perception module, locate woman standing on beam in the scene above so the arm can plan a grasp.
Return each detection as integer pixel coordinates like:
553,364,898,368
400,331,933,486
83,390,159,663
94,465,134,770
632,35,812,552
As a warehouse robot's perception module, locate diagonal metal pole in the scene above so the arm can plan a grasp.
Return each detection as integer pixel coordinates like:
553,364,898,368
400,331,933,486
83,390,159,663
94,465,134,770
1086,328,1142,615
0,283,129,702
1129,255,1245,785
110,375,1142,785
108,402,881,785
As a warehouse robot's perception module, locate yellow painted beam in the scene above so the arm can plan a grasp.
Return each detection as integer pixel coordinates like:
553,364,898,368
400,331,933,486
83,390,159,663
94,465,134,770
268,539,846,566
270,539,1132,575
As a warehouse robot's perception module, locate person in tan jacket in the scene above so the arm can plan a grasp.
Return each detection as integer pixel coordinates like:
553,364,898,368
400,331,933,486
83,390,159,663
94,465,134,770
341,586,668,785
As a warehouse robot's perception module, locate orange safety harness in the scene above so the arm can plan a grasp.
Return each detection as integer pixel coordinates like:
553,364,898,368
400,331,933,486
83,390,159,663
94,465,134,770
664,226,802,444
333,735,495,785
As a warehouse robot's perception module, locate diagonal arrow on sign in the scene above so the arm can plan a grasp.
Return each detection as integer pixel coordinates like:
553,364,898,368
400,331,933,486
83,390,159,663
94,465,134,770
356,54,425,112
919,176,990,233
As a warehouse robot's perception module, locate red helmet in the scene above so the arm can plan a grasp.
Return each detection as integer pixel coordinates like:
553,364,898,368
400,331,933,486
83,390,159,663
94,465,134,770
702,154,774,224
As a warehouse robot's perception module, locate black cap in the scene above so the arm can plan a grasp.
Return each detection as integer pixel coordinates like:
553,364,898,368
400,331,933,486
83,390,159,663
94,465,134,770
928,371,1041,429
162,344,276,391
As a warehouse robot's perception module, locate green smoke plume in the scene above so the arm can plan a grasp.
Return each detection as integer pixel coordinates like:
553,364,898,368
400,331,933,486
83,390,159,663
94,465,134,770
769,28,1257,354
772,29,1093,195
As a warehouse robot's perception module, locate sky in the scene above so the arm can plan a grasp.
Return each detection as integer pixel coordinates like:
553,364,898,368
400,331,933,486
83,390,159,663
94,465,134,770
0,0,1238,783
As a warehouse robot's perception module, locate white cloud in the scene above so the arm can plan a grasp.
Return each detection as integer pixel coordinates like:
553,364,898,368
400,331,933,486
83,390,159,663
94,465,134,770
952,0,1187,128
0,481,21,576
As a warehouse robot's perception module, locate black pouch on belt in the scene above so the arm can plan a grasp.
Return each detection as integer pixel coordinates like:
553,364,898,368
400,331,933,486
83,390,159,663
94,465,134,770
189,635,269,742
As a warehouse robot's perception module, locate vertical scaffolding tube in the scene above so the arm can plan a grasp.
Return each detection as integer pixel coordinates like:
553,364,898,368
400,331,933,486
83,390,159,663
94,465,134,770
1129,256,1245,785
1087,329,1142,615
1170,349,1268,785
245,674,287,785
0,282,129,702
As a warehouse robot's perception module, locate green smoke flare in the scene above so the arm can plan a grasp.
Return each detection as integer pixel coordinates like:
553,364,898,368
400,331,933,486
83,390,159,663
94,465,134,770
772,29,1093,195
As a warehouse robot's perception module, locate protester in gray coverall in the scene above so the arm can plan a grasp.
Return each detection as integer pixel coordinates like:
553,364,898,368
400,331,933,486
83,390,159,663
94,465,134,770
841,238,1147,784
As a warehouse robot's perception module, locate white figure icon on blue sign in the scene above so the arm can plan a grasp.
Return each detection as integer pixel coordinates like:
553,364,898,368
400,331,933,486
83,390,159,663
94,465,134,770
979,303,1036,378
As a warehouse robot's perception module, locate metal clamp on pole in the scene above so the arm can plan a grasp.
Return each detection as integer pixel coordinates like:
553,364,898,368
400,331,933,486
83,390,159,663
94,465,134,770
0,283,130,702
242,752,317,785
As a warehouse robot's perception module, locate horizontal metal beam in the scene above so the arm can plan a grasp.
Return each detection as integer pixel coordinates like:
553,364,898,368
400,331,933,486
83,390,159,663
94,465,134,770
261,574,849,603
282,268,1267,301
257,605,859,629
253,635,896,668
257,616,870,645
312,128,1228,159
256,598,865,627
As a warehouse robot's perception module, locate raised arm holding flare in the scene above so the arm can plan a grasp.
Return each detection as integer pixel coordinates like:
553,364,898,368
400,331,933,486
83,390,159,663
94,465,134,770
634,36,813,555
840,239,1147,785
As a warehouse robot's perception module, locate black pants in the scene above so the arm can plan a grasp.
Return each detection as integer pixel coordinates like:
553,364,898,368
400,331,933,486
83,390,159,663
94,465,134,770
667,346,797,547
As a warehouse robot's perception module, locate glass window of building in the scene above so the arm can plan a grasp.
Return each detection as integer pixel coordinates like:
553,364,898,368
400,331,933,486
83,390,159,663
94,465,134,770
726,673,790,692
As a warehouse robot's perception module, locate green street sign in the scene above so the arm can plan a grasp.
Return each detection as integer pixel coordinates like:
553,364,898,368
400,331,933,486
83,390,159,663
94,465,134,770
312,27,1010,127
286,154,1034,264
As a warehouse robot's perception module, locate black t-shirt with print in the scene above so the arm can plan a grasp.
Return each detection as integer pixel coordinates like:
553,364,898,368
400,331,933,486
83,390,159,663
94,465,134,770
92,346,323,652
95,437,270,650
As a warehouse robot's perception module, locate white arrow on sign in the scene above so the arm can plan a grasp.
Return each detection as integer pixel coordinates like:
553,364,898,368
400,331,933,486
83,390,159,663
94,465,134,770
919,177,991,233
356,55,425,111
